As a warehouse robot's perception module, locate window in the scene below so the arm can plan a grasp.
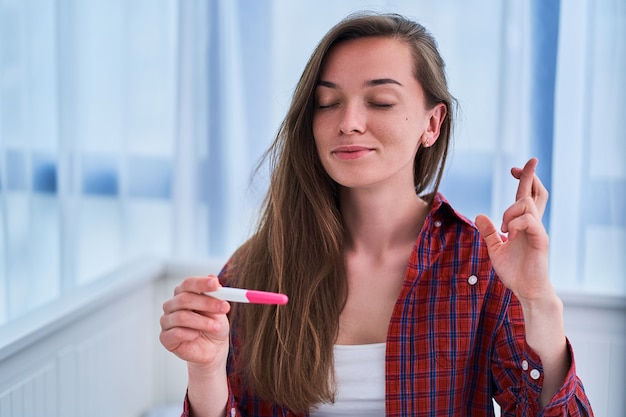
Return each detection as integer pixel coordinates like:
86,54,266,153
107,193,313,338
1,0,624,328
0,0,178,325
550,0,626,293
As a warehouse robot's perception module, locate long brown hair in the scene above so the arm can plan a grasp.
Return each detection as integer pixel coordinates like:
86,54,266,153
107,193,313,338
229,12,455,413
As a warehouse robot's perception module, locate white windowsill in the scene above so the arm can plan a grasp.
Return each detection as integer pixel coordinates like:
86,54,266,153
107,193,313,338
558,290,626,311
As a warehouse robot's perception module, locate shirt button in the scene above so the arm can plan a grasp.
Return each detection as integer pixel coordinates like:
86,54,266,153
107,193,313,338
522,360,529,371
530,369,541,380
467,275,478,285
434,220,442,227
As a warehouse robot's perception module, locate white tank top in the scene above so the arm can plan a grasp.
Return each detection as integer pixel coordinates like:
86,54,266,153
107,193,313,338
310,343,386,416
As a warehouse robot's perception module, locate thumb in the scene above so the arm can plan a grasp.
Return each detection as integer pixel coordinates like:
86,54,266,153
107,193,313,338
475,214,503,252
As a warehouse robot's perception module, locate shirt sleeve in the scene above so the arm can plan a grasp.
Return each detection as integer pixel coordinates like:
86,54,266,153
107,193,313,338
492,293,594,416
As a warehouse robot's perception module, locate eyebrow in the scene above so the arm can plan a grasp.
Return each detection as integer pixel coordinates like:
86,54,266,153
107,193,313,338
316,78,403,89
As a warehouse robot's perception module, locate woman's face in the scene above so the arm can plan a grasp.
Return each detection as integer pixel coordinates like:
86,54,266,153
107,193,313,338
312,36,444,192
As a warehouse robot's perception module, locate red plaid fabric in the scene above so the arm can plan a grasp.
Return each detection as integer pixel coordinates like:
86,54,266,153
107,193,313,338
182,193,593,417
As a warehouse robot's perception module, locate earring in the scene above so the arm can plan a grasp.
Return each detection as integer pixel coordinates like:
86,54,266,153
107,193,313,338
424,139,430,148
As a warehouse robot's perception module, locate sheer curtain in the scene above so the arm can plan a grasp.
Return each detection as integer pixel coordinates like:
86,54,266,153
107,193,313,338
173,0,272,260
551,0,626,294
0,0,178,325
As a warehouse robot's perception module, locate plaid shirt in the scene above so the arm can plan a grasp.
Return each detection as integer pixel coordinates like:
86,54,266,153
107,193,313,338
182,193,593,417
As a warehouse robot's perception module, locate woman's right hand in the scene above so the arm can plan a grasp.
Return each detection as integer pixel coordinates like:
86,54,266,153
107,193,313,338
159,275,231,373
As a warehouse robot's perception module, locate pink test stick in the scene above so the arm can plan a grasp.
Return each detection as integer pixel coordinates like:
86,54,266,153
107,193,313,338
206,287,289,305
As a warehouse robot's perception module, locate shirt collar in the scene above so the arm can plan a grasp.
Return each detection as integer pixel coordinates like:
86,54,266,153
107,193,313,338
429,192,477,229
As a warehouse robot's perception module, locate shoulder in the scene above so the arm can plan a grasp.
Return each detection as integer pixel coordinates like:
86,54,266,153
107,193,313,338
424,192,486,257
424,192,513,302
428,192,478,233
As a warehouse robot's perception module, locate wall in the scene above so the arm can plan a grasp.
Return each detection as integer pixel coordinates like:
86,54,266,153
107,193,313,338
561,293,626,415
0,259,167,417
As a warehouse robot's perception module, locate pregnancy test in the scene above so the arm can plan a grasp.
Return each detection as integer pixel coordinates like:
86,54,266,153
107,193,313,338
205,287,289,305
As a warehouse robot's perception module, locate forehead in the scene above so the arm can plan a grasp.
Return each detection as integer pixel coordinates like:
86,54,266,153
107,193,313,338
320,37,415,81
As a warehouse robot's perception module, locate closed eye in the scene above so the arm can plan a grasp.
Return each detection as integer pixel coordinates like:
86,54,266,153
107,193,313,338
370,102,393,109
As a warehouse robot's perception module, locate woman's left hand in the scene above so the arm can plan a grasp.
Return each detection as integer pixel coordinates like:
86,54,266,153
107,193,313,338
475,158,553,303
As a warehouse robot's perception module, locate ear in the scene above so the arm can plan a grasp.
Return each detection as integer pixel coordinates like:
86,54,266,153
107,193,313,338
421,102,447,147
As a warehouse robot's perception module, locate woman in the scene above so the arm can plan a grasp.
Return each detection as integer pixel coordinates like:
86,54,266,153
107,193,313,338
160,12,593,416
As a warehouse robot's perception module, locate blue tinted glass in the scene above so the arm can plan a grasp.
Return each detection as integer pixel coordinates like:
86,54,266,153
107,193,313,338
0,8,19,65
5,149,27,190
585,179,626,227
127,156,172,199
530,0,561,232
32,152,57,193
81,154,119,196
439,152,494,220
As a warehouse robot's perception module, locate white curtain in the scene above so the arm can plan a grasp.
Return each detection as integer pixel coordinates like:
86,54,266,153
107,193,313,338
0,0,178,324
175,0,274,259
551,0,626,293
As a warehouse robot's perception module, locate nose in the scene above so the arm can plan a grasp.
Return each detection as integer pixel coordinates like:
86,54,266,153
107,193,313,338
338,102,366,135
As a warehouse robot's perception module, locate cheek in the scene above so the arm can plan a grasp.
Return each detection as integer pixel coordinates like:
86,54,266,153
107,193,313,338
312,114,332,147
312,113,322,138
311,123,326,163
399,115,426,145
377,116,421,147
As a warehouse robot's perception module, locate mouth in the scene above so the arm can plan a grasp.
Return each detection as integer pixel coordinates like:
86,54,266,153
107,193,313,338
331,145,374,160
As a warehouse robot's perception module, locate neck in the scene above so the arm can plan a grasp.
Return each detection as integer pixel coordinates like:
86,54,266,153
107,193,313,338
339,186,430,256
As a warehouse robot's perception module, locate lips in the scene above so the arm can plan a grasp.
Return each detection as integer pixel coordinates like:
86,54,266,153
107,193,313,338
331,145,373,160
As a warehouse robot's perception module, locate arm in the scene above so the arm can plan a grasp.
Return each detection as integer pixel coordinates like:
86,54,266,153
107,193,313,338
475,158,569,408
187,364,229,417
518,290,569,407
490,289,593,416
160,275,231,417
